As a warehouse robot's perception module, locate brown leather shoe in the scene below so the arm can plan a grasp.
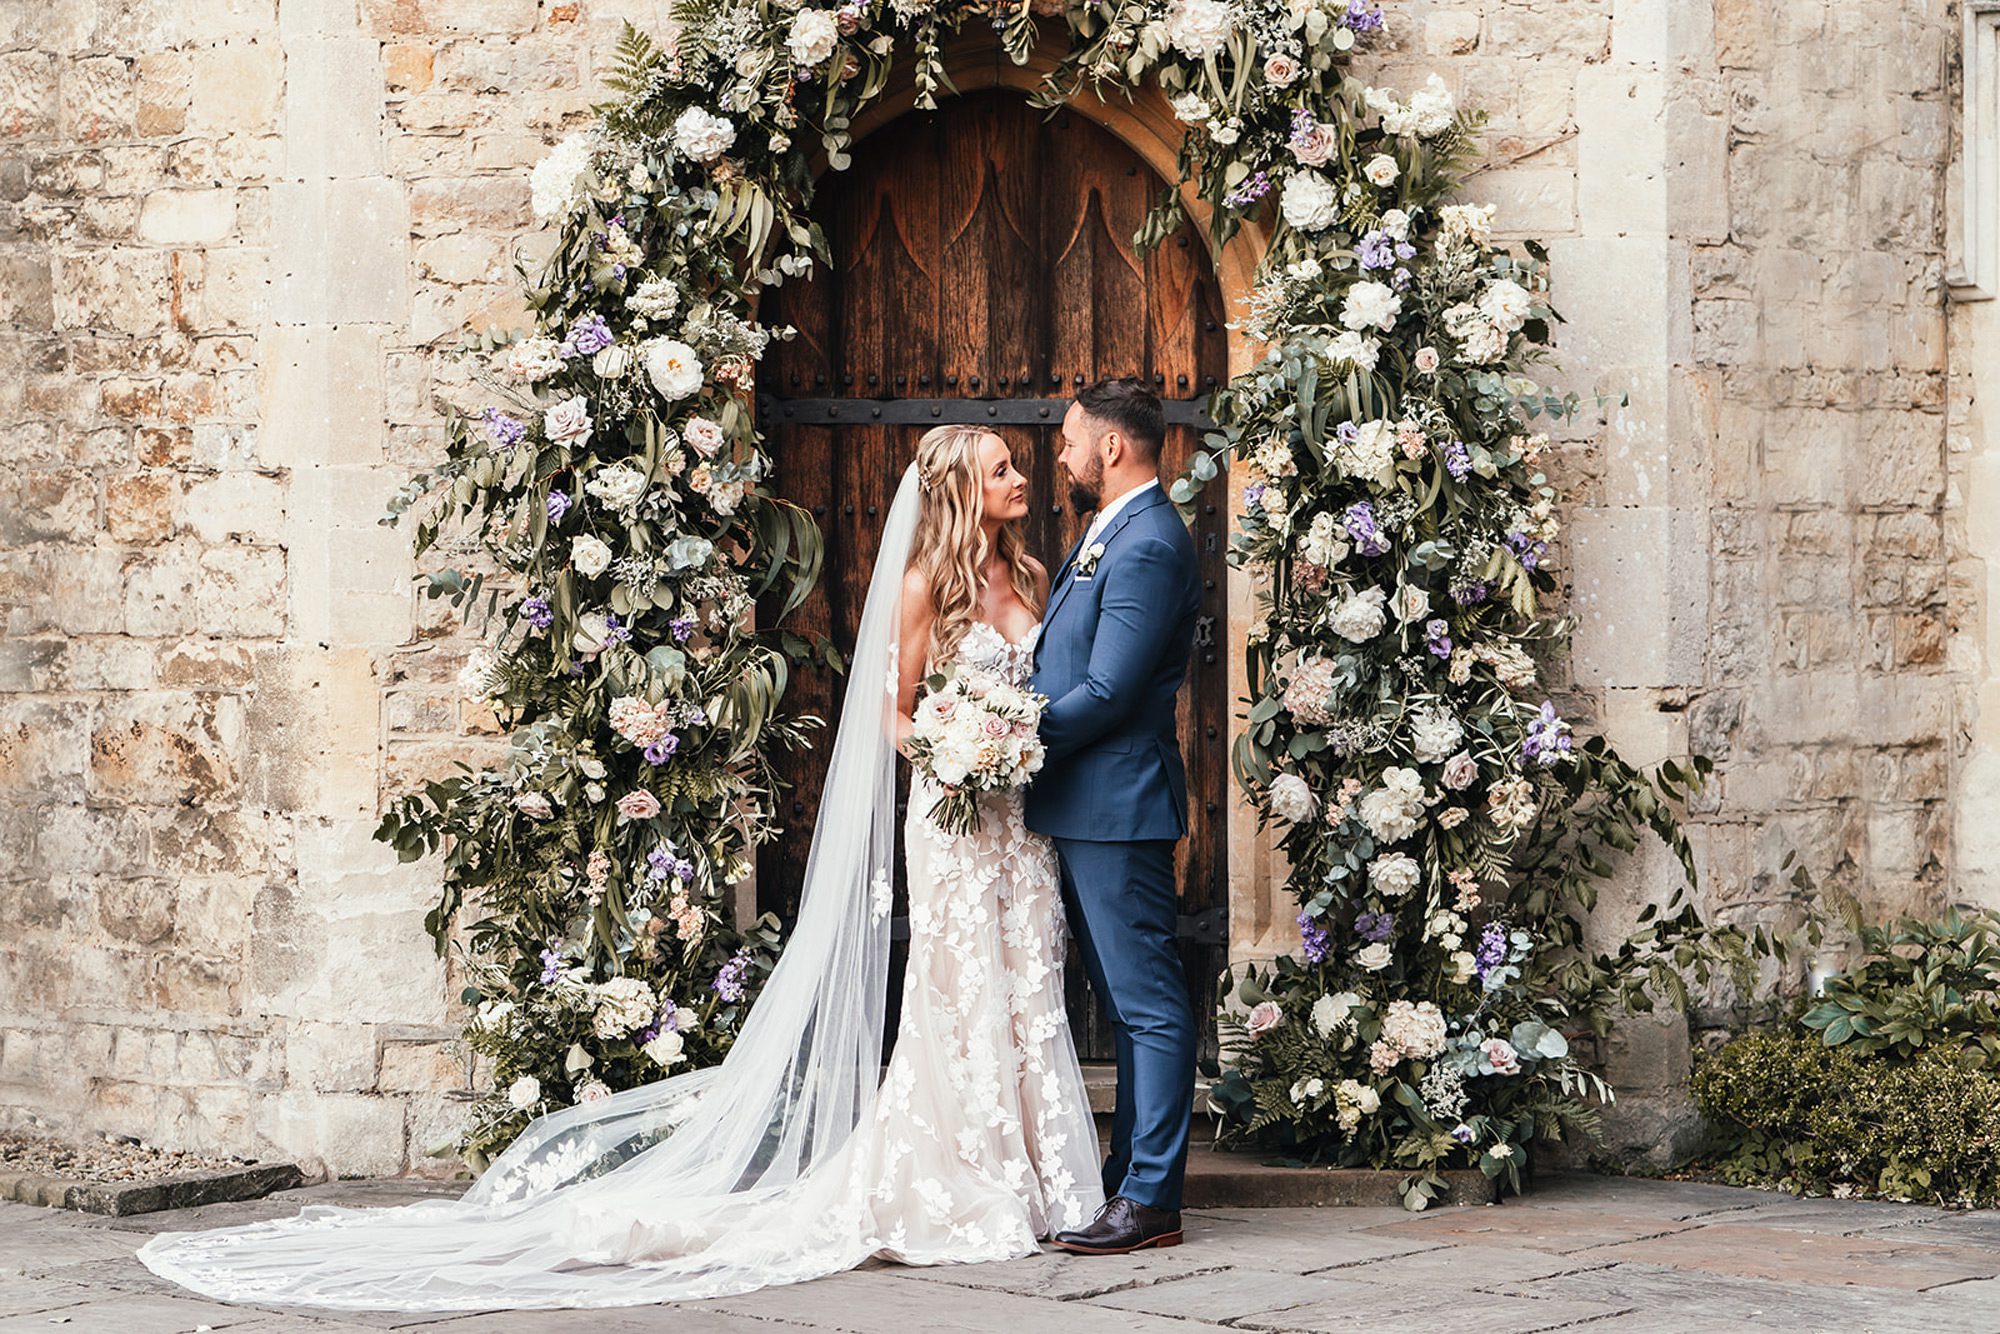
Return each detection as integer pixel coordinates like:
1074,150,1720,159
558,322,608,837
1050,1195,1183,1254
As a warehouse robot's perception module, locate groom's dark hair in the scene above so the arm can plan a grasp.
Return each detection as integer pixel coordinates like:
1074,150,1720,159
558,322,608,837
1074,376,1166,463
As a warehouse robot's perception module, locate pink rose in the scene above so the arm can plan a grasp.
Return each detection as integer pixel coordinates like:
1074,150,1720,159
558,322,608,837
1415,346,1441,373
1482,1037,1521,1076
617,789,662,821
1441,750,1479,790
1264,53,1301,86
983,716,1010,738
1290,123,1339,167
1246,1000,1283,1037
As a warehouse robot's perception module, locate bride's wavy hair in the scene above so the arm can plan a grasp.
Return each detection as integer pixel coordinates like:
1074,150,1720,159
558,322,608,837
909,424,1043,674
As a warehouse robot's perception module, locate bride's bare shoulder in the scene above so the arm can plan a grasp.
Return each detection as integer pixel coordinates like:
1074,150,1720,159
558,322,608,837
1024,555,1049,599
901,565,934,616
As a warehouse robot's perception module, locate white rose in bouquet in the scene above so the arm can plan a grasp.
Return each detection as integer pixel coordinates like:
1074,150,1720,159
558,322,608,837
571,534,613,577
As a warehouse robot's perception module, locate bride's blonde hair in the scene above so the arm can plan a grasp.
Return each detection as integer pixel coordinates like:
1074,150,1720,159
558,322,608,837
909,424,1043,673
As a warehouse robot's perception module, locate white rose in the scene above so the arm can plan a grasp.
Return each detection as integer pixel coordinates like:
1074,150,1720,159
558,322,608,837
1395,584,1431,623
1267,772,1318,823
672,106,737,164
575,1078,612,1103
683,415,726,457
591,343,633,379
544,395,593,445
1442,750,1479,790
1414,345,1441,373
513,791,555,820
1169,91,1213,125
1311,990,1360,1037
1369,852,1421,897
571,534,613,577
786,9,840,66
1357,942,1393,971
573,610,611,656
1340,280,1401,333
1281,170,1340,233
1379,208,1411,240
1363,153,1400,187
1330,586,1388,642
506,1075,541,1109
1245,1000,1284,1036
643,1028,687,1068
645,338,705,401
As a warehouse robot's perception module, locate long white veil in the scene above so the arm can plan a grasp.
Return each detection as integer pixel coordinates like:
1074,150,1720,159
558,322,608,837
137,464,925,1310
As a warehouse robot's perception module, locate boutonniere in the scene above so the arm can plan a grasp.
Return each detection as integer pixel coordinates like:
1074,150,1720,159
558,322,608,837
1074,541,1107,580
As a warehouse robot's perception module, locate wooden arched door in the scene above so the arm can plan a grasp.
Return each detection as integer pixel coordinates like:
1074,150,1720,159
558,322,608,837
757,90,1230,1064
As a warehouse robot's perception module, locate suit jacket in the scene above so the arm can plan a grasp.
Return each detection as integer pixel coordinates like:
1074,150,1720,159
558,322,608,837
1024,485,1201,843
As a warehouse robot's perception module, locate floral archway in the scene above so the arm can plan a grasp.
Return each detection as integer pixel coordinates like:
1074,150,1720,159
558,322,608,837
377,0,1752,1208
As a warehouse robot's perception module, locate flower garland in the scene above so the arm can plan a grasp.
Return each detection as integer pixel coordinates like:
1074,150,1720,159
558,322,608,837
377,0,1757,1184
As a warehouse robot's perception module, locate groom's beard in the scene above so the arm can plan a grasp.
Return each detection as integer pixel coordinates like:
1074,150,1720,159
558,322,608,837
1066,459,1103,515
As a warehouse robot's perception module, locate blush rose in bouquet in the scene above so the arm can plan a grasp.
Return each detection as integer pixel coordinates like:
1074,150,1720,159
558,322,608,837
905,666,1047,837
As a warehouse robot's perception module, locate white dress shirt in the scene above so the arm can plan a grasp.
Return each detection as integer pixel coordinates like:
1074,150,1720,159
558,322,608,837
1083,477,1161,548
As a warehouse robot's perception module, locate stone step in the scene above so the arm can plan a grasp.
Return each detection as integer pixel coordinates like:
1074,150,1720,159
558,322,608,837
1080,1063,1497,1209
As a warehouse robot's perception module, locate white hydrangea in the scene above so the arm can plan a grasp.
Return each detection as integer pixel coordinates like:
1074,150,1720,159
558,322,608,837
1409,705,1464,764
502,336,564,381
1340,280,1401,333
1403,73,1459,136
1267,772,1318,823
584,463,647,511
1327,421,1392,485
571,534,613,577
529,133,595,219
1437,202,1496,249
1325,330,1381,372
1280,170,1340,232
457,644,500,700
1329,585,1388,642
1369,851,1421,897
1379,998,1449,1058
1359,766,1426,843
1164,0,1235,59
1311,990,1361,1037
590,975,656,1039
645,338,705,401
627,276,681,321
786,8,840,65
672,106,737,164
1298,511,1350,567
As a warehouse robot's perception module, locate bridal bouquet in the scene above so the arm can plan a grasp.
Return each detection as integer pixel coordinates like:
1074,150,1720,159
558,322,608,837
906,667,1048,837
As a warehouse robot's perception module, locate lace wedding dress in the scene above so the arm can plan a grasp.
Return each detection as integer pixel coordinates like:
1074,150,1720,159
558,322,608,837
136,465,1102,1311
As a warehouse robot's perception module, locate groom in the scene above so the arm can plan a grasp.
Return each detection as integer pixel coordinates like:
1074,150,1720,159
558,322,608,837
1028,376,1202,1255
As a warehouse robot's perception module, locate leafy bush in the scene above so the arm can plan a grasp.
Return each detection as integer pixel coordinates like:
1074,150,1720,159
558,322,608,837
1800,908,2000,1067
1693,1029,2000,1208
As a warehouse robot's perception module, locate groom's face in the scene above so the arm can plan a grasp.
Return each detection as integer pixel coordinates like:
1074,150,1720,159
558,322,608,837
1059,402,1107,514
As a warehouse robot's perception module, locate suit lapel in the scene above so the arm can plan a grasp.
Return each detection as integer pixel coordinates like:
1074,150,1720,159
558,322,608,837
1042,486,1167,630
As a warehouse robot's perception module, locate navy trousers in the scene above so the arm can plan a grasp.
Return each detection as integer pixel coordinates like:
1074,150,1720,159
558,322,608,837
1052,835,1195,1212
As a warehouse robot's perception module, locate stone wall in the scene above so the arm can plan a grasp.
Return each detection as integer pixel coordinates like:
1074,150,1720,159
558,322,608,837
0,0,1974,1175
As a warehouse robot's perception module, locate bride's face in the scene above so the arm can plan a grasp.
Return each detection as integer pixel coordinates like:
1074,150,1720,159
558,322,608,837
975,433,1030,524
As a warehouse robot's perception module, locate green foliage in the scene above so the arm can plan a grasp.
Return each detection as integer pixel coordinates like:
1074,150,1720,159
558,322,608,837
1693,1029,2000,1208
1800,907,2000,1067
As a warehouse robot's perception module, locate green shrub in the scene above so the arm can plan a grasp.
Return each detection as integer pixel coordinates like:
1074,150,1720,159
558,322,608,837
1800,908,2000,1066
1693,1029,2000,1207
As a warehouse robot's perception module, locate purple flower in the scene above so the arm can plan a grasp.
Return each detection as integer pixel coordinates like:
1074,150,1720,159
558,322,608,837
1442,440,1471,481
1288,108,1320,151
669,614,696,643
1225,171,1273,208
1391,266,1412,291
635,1023,658,1045
1343,0,1385,32
1424,617,1453,659
481,407,527,446
603,612,632,646
1473,921,1509,981
1521,702,1573,767
659,999,681,1032
643,733,680,765
521,595,553,629
1334,421,1360,444
712,949,751,1003
1506,531,1545,572
646,846,674,881
611,262,626,278
1297,910,1333,965
1354,910,1395,943
1450,580,1490,607
538,948,563,984
1358,231,1398,270
1244,482,1267,510
1343,501,1389,557
1451,1123,1476,1144
563,314,614,358
547,491,572,523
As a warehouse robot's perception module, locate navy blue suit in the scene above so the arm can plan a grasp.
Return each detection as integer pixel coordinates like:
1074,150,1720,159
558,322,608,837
1026,483,1200,1212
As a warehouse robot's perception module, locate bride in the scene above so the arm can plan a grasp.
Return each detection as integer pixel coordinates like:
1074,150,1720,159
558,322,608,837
137,424,1105,1310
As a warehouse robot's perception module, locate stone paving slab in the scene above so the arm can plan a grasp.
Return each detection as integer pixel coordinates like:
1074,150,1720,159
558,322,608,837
1571,1218,2000,1291
7,1173,2000,1332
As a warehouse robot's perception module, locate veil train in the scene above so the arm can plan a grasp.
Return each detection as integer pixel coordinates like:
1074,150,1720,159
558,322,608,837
136,465,926,1310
